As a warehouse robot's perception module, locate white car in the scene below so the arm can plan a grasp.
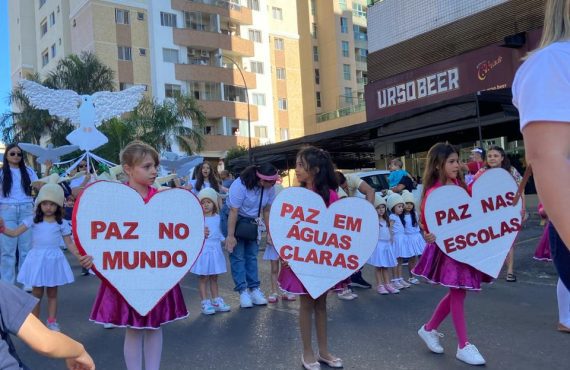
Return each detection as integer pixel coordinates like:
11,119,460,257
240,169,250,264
352,169,423,204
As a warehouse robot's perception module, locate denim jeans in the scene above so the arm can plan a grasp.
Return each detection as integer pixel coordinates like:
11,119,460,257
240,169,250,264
549,223,570,290
0,202,34,284
229,237,260,292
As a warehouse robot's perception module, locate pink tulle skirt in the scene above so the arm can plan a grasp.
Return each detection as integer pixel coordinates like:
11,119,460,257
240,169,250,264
412,242,493,291
278,265,346,296
89,283,188,329
533,224,551,262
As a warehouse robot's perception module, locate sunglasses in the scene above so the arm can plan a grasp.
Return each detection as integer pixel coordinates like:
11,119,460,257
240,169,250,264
8,152,23,157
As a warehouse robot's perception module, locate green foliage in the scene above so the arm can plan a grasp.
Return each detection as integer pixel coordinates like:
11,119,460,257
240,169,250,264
224,145,249,173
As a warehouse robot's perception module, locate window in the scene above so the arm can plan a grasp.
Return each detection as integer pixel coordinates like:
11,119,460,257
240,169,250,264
115,9,129,24
248,29,262,43
314,69,320,84
313,46,319,62
312,23,317,38
49,12,55,26
162,48,179,63
341,41,349,57
344,87,353,103
250,61,264,74
118,46,132,61
39,0,46,8
340,17,348,33
185,11,217,32
252,93,266,106
272,7,283,20
40,19,48,37
50,43,56,58
224,85,247,103
165,84,181,98
278,98,287,111
189,81,221,100
160,12,177,27
276,67,286,80
280,128,289,140
137,12,145,21
41,49,49,66
343,64,351,80
339,0,347,10
316,92,321,108
355,48,367,62
139,48,146,56
311,0,316,15
119,82,134,91
247,0,260,11
353,25,367,41
254,126,268,139
274,38,284,50
352,3,367,17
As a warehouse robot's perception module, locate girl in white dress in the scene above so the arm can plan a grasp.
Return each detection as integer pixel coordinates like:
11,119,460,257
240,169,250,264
367,195,399,294
191,188,231,315
386,192,412,290
402,190,424,285
0,182,90,331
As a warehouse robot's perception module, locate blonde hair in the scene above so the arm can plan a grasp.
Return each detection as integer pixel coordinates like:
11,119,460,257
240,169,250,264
120,140,159,167
539,0,570,48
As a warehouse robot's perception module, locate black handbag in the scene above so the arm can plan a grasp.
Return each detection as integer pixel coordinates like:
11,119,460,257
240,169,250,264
234,187,263,241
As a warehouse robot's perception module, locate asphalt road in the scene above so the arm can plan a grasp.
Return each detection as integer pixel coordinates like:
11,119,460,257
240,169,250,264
12,221,569,370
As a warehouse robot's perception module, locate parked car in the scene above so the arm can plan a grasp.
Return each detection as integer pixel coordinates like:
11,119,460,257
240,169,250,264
350,169,423,205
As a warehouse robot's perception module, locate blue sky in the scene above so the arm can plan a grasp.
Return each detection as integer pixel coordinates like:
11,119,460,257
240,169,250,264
0,0,10,119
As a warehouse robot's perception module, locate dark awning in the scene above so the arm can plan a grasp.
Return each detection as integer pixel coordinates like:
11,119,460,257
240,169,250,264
230,88,518,171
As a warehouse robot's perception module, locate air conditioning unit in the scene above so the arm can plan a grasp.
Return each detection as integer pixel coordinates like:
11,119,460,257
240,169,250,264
188,49,196,56
201,50,209,57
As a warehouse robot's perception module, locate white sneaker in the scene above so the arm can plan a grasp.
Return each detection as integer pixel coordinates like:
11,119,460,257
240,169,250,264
46,321,61,332
103,323,114,329
249,288,268,305
240,290,253,308
418,325,444,354
408,277,420,285
337,289,356,301
456,343,485,365
201,299,216,315
212,297,231,312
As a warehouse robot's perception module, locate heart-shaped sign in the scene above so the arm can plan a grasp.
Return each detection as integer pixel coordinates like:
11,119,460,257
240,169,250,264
269,187,378,298
73,181,204,316
423,168,522,278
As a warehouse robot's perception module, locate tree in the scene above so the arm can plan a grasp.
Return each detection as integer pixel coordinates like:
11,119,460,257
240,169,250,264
224,145,249,174
94,118,136,163
126,94,206,154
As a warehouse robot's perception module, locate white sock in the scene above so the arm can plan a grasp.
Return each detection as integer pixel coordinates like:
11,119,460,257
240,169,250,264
557,279,570,326
143,328,163,370
124,328,143,370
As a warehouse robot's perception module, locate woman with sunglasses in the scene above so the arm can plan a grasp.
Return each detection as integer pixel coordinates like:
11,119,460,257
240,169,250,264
69,160,95,198
0,144,39,286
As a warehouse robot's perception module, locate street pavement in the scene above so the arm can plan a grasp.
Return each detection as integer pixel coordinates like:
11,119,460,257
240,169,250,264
13,221,569,369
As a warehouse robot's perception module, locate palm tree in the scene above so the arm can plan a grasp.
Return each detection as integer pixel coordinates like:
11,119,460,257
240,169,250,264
126,94,206,154
43,51,115,94
94,118,136,163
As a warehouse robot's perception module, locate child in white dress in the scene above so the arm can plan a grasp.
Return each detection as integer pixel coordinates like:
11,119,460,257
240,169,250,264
191,188,231,315
367,195,399,294
402,190,424,285
387,192,412,290
0,182,91,331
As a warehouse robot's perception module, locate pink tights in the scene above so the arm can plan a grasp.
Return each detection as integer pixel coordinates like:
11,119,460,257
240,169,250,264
424,288,468,348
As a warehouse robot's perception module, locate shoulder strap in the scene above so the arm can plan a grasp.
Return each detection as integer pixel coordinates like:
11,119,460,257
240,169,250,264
0,314,28,369
257,187,264,217
512,165,532,206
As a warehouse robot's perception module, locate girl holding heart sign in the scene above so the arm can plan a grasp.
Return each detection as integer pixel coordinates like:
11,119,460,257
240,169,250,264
277,146,344,370
413,143,492,366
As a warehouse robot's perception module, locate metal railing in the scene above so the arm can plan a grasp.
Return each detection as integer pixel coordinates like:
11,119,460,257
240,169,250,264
189,0,242,11
316,101,365,123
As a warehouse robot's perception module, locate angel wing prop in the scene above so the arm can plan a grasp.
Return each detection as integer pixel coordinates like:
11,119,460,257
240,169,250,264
19,143,79,164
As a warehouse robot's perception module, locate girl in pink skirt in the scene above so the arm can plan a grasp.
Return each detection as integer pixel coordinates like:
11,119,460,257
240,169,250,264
86,141,189,370
277,146,343,370
413,143,492,366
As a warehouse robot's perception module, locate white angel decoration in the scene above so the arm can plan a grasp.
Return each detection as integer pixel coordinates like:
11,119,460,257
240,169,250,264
18,143,79,164
19,80,145,151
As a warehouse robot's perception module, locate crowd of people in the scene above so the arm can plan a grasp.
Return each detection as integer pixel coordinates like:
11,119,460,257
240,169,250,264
0,0,568,368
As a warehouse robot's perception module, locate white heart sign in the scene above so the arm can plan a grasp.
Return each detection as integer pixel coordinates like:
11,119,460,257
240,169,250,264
73,181,205,316
269,187,379,298
423,168,522,278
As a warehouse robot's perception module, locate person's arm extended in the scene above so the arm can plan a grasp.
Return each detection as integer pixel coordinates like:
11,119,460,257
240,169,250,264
357,181,375,204
17,313,95,369
225,207,239,253
523,122,570,249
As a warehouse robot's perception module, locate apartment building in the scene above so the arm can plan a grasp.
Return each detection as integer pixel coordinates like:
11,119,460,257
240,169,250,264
9,0,368,160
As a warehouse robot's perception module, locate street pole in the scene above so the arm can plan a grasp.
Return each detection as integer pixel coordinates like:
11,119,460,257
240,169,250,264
220,55,252,164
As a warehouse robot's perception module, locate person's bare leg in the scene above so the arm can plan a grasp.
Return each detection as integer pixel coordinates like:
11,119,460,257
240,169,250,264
299,295,316,363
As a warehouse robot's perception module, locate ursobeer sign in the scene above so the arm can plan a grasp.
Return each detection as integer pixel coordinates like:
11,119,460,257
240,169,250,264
73,181,205,316
269,187,378,299
423,168,522,278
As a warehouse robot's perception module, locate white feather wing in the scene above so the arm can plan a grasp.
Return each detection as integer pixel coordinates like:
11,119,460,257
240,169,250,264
19,80,81,124
92,85,146,125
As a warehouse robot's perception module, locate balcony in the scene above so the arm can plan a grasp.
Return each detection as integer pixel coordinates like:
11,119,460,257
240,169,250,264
202,134,260,153
175,63,257,89
173,28,254,57
171,0,253,25
197,100,258,121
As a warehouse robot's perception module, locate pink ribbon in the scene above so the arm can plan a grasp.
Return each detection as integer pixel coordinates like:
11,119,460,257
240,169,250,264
256,171,280,181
